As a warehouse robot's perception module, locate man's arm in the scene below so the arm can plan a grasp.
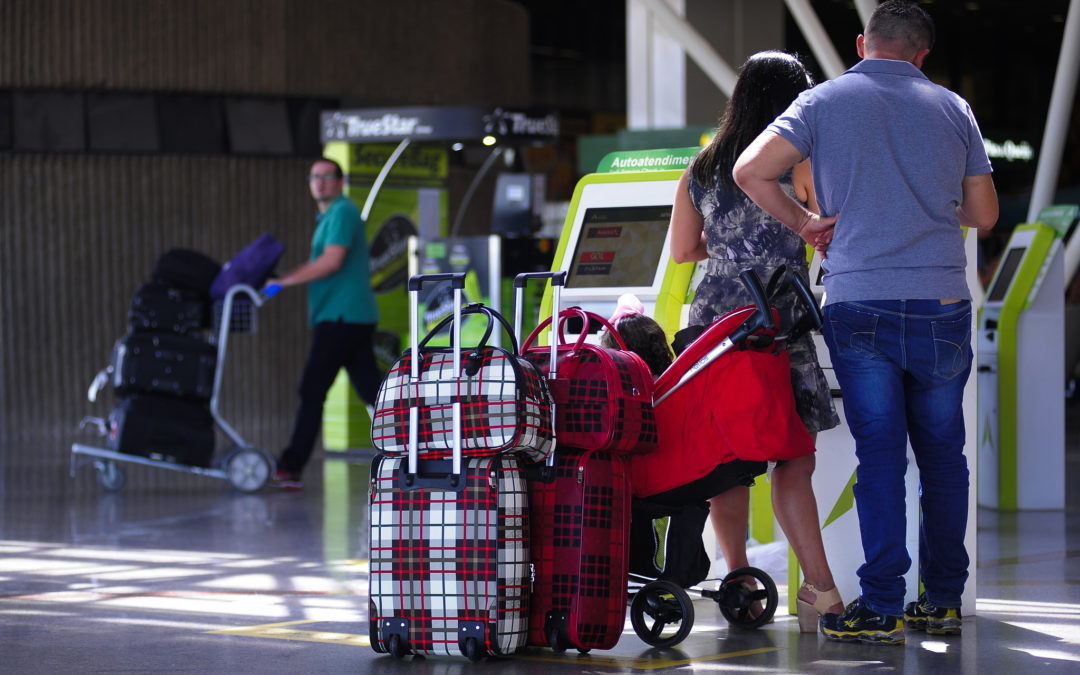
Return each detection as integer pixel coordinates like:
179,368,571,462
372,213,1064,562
733,131,836,250
669,170,708,263
271,245,347,288
957,173,998,233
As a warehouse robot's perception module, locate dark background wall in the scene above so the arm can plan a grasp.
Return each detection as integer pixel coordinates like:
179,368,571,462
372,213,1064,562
0,0,531,496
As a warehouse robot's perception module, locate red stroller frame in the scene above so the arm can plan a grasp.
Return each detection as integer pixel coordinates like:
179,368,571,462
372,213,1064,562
625,267,823,648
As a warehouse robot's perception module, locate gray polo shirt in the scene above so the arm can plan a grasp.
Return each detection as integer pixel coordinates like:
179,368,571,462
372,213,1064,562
767,58,993,304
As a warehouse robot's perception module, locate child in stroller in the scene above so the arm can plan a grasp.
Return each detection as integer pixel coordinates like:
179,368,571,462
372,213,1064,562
601,267,841,646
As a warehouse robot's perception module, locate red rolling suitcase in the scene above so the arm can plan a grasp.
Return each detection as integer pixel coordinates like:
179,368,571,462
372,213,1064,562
368,273,532,661
526,449,632,651
514,272,633,652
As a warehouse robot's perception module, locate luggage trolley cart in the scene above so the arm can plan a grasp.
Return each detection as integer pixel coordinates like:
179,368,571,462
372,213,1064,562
70,283,278,493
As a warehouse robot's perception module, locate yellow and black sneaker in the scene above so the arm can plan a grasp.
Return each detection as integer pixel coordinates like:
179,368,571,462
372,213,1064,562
904,593,962,635
821,597,905,645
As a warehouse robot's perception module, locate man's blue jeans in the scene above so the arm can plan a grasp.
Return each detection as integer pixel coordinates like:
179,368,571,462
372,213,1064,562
823,300,972,617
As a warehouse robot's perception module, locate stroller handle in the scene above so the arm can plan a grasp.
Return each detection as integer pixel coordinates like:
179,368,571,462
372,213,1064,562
789,270,823,333
726,270,773,345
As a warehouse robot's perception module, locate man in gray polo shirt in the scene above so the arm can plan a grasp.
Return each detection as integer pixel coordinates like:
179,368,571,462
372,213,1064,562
734,0,998,645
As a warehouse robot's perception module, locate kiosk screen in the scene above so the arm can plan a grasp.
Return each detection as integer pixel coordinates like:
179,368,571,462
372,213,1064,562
566,205,671,288
987,247,1026,302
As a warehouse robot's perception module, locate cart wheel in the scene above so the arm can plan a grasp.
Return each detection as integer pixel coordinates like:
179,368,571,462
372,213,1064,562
718,566,778,630
630,580,695,648
225,448,270,493
463,637,484,662
548,626,567,653
96,461,125,492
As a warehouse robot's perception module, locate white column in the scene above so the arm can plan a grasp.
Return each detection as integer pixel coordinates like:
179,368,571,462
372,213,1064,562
853,0,877,27
627,0,687,129
1027,0,1080,222
783,0,847,79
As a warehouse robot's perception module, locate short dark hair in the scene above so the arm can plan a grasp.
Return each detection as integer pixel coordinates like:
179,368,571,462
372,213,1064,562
313,157,344,179
866,0,935,55
600,313,673,379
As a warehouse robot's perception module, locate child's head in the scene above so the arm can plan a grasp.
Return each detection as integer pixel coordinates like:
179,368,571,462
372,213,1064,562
601,312,674,379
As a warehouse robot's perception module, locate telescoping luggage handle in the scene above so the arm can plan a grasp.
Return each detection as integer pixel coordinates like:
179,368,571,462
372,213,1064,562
406,273,466,483
654,269,773,405
513,271,566,466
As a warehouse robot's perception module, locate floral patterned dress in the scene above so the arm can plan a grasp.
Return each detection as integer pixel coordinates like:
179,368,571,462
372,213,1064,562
687,162,839,434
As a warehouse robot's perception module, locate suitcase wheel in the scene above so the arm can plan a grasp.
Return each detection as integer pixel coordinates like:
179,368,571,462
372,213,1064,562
714,566,778,630
388,634,409,659
548,626,567,653
630,580,695,648
463,637,484,662
96,460,126,492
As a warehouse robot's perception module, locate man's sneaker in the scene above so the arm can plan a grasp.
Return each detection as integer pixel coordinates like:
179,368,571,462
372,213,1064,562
821,597,905,645
905,593,962,635
271,469,302,490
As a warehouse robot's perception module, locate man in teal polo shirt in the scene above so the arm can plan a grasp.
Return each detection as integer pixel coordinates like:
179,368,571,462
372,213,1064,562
268,158,382,489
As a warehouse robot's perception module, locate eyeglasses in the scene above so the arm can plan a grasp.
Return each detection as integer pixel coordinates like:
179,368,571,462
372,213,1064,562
308,172,340,182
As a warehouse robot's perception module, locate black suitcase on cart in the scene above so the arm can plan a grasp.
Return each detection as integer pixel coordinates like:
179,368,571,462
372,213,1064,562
106,394,215,467
128,281,208,337
151,248,221,297
110,332,217,401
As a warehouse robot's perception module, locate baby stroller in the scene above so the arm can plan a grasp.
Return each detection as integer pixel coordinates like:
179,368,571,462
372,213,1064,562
624,266,823,648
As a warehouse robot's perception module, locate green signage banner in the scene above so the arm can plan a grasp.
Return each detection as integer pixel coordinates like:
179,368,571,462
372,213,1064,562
596,147,699,174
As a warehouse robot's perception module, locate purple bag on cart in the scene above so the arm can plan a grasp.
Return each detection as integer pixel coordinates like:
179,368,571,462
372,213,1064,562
210,233,285,300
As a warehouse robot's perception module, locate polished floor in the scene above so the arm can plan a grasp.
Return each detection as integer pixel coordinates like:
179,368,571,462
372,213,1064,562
2,440,1079,673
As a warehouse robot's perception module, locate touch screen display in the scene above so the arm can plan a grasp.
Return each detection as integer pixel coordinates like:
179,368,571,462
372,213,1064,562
987,247,1026,303
566,205,671,288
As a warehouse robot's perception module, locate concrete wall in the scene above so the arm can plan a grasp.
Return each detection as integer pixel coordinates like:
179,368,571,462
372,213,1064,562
0,0,529,103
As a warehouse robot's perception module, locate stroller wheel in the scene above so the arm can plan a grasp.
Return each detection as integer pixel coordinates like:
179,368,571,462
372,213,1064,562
630,580,695,648
717,566,778,629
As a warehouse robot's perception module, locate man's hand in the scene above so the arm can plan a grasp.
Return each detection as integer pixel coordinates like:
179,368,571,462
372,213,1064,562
267,245,346,288
795,212,838,256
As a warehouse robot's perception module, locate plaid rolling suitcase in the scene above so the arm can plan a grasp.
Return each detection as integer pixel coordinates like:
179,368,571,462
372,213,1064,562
368,273,532,661
526,449,632,651
514,272,632,652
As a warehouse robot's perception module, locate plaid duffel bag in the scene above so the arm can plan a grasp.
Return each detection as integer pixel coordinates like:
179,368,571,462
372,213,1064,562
372,303,555,462
521,307,658,454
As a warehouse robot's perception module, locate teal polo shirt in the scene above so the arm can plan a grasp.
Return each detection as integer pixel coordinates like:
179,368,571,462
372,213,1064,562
307,194,379,326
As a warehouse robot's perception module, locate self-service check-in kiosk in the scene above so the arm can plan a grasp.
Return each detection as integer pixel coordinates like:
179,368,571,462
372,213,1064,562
978,221,1065,510
538,150,698,336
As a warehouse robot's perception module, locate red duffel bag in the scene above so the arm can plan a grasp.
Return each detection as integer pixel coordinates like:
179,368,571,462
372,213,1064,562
521,307,658,454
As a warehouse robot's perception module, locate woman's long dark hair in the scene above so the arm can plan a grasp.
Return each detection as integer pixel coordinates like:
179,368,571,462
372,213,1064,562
692,51,813,192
